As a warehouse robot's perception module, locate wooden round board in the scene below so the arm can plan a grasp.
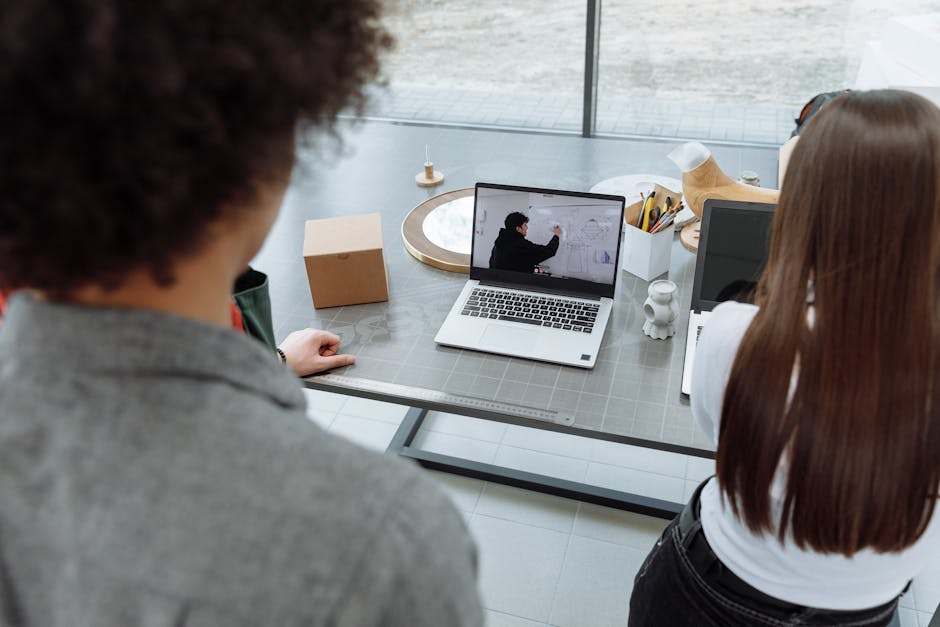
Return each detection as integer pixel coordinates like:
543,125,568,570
680,221,701,252
401,188,473,273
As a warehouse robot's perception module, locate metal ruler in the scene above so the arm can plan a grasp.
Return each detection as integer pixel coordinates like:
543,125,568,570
312,374,570,425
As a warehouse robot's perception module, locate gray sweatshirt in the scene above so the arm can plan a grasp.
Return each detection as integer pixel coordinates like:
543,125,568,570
0,295,483,627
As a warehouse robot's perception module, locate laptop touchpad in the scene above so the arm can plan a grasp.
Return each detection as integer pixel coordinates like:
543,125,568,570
479,324,538,353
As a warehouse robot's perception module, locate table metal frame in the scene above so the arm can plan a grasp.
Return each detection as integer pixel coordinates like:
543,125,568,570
303,377,713,520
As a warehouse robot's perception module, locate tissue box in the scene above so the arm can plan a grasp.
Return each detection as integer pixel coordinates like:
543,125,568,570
303,213,389,309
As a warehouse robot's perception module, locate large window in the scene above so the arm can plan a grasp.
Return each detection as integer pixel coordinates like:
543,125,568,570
379,0,586,131
597,0,939,144
372,1,938,145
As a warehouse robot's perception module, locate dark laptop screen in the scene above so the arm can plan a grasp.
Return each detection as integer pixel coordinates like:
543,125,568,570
693,200,776,309
470,183,625,298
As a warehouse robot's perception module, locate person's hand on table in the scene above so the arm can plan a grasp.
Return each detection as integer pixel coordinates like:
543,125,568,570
278,328,355,376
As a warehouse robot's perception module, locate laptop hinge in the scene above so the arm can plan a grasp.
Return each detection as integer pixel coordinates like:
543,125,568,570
477,279,602,301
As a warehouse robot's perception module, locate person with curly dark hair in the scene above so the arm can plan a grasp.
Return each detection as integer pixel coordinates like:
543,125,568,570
0,2,483,626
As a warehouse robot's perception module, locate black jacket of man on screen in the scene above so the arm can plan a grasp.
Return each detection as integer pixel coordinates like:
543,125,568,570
488,228,560,273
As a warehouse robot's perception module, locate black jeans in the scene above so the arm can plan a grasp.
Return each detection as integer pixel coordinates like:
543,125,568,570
628,485,902,626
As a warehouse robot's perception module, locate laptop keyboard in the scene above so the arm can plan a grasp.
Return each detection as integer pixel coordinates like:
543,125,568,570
460,288,598,333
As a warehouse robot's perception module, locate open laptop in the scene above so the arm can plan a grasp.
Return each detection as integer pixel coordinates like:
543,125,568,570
435,182,625,368
680,199,776,395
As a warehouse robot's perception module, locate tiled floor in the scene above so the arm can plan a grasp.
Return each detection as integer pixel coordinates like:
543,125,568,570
363,84,798,146
302,388,939,627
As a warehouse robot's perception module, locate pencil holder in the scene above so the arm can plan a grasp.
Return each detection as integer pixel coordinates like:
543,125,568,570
620,200,673,281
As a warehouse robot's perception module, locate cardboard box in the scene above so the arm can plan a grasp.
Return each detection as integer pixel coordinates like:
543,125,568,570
303,213,389,309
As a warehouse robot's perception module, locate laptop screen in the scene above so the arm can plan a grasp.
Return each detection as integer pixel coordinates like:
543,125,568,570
692,199,776,311
470,183,625,298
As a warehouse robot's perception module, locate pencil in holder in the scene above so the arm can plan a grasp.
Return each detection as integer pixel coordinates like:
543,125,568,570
620,197,674,282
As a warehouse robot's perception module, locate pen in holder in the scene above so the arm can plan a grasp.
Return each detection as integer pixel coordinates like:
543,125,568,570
620,184,681,281
643,280,679,340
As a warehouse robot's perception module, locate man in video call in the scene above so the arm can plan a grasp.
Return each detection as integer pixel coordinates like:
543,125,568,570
489,211,562,273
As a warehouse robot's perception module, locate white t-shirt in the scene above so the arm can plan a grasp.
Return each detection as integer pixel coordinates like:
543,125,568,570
691,301,940,610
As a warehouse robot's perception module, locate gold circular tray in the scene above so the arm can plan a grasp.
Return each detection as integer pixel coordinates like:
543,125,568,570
401,188,473,273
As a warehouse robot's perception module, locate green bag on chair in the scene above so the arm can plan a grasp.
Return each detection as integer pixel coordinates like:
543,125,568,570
232,266,277,351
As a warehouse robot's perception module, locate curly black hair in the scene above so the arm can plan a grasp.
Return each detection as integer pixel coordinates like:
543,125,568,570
0,0,392,293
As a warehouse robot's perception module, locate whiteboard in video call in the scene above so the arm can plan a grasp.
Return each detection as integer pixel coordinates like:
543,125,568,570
472,187,622,287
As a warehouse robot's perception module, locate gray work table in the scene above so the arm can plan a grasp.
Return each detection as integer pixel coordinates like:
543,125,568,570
252,119,779,517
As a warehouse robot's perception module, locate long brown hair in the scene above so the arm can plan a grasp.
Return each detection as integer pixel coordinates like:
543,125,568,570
717,90,940,555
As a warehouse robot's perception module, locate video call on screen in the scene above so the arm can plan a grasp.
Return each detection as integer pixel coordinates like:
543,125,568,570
699,208,773,304
473,187,623,286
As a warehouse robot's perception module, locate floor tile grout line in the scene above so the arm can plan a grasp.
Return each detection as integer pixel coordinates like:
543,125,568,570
497,442,690,481
485,607,549,626
302,389,349,416
305,409,340,431
470,509,576,537
469,477,486,514
420,447,690,507
410,422,709,481
545,516,578,627
568,527,662,552
331,409,409,425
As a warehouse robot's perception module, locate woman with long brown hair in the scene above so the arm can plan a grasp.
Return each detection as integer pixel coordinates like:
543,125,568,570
629,89,940,626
